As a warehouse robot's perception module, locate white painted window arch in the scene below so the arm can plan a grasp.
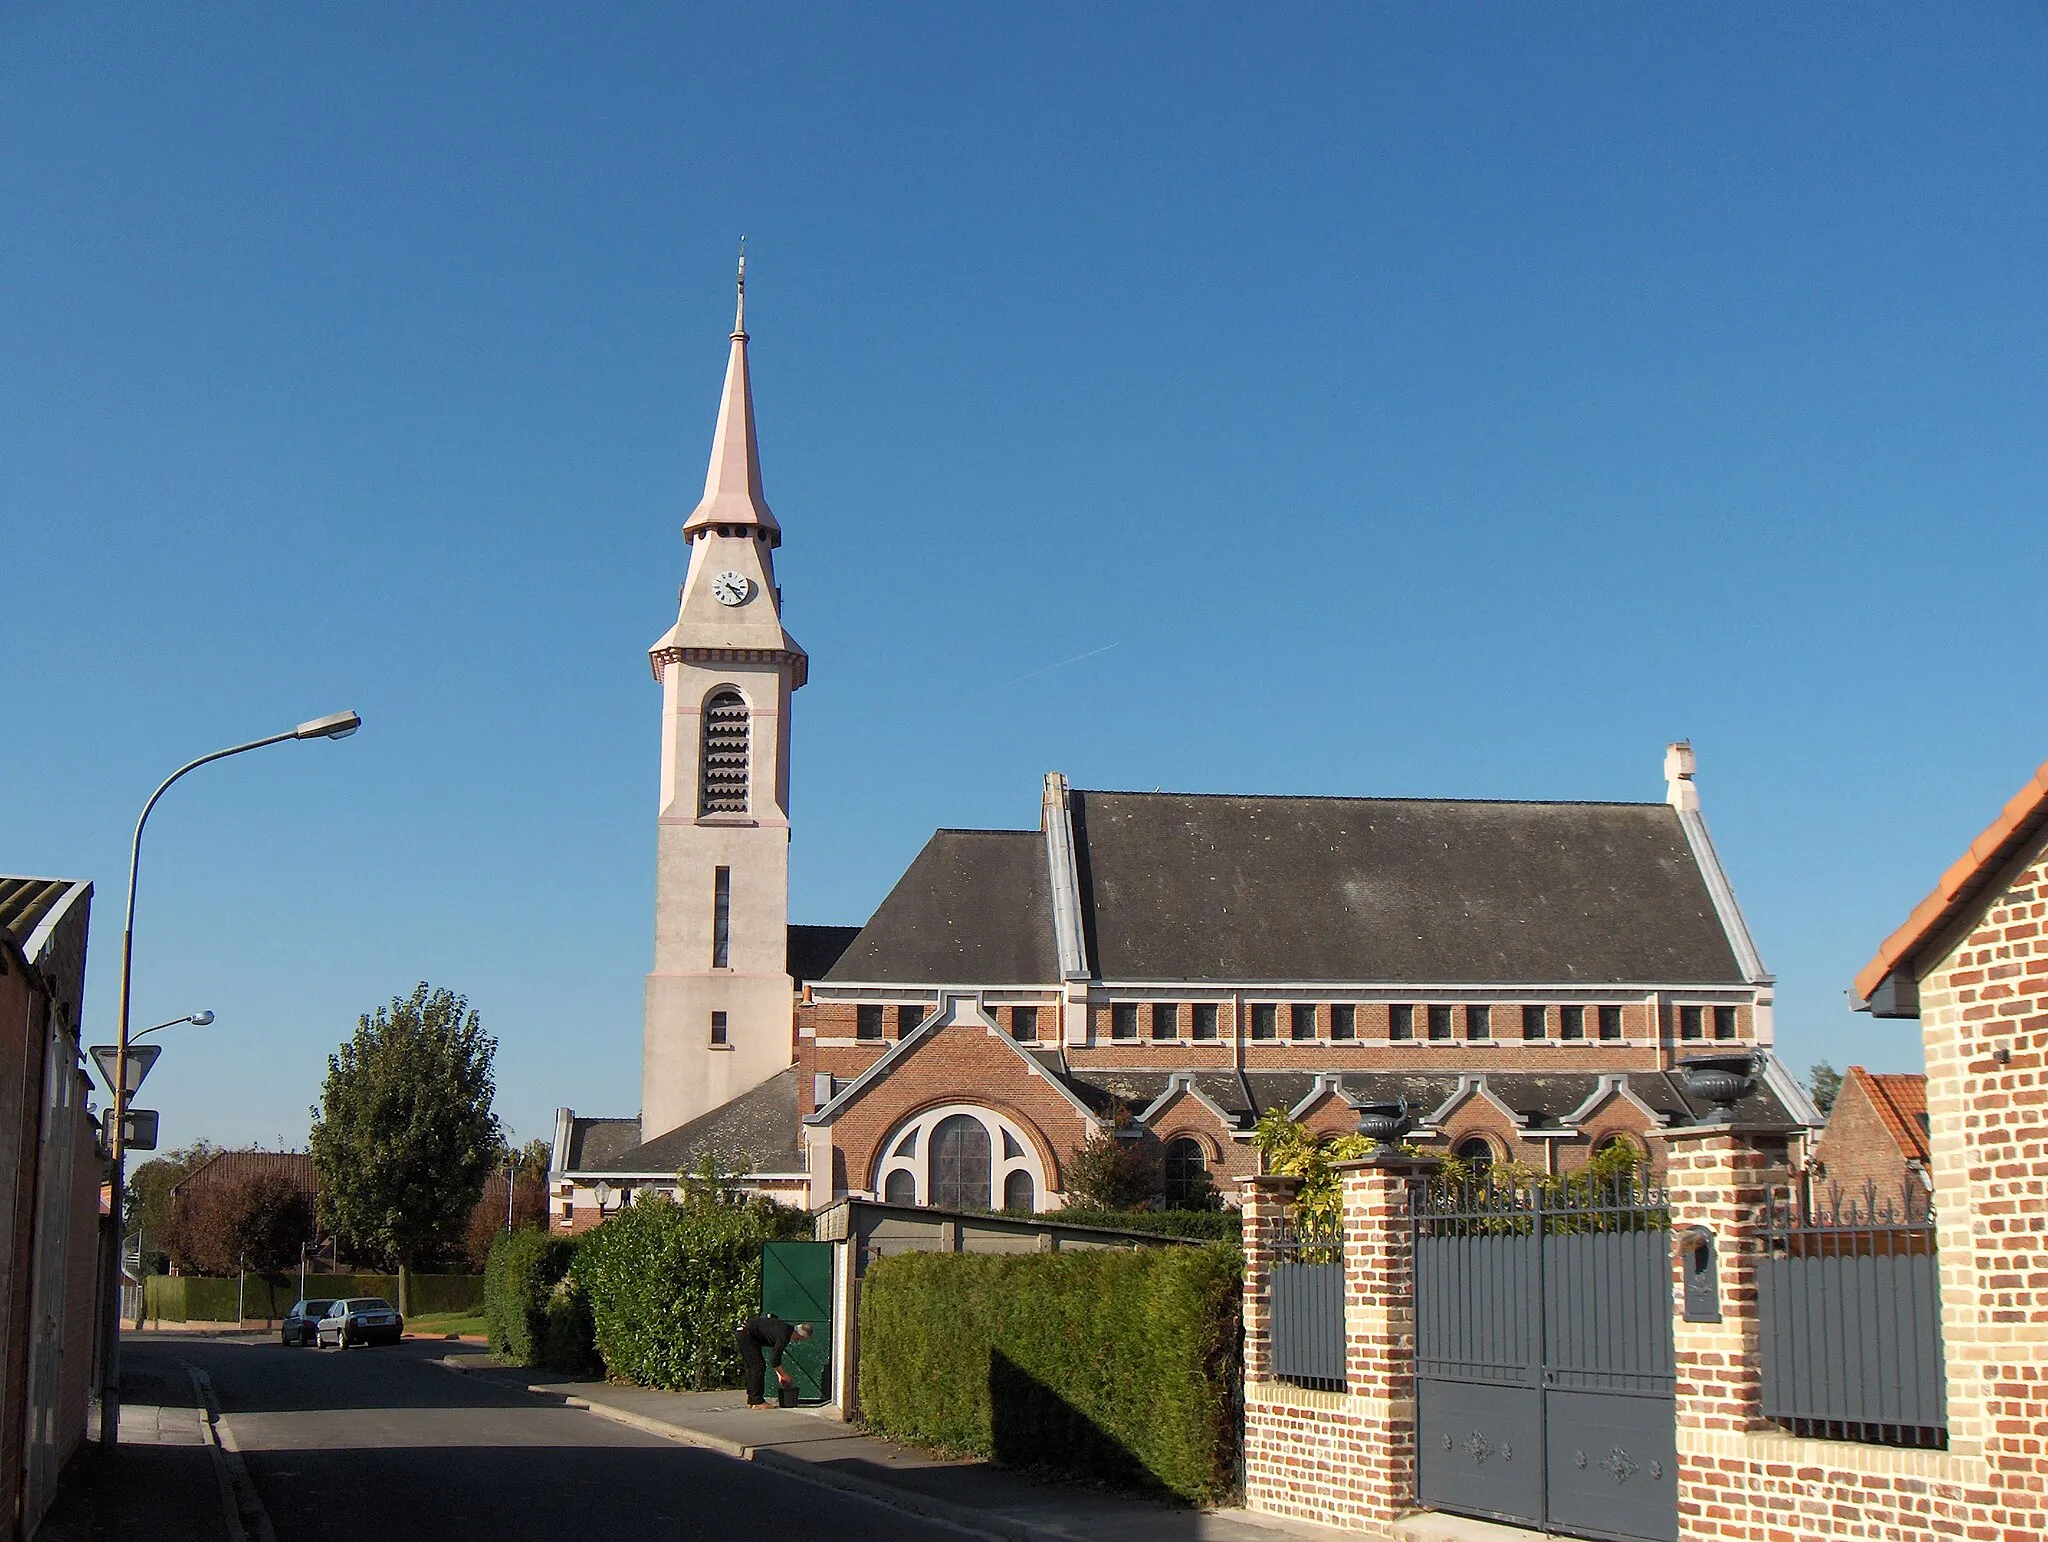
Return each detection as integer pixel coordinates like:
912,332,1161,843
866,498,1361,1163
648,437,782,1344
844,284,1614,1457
874,1103,1051,1214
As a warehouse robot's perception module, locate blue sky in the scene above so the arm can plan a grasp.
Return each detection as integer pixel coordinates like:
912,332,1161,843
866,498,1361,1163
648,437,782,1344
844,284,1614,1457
4,6,2043,1153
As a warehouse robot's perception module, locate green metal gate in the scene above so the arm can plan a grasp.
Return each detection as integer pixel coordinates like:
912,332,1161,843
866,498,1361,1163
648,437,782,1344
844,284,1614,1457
760,1241,833,1403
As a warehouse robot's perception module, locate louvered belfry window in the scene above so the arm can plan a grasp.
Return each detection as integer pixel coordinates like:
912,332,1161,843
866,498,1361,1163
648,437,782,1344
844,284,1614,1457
699,690,750,815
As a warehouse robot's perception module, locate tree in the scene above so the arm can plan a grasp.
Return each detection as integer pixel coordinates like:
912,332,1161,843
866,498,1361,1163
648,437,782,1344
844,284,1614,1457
125,1140,220,1273
1063,1132,1160,1210
1810,1061,1843,1118
463,1170,551,1269
162,1169,316,1276
309,984,500,1274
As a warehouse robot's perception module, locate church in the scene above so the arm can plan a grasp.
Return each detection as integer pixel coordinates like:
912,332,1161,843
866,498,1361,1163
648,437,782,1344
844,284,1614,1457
548,280,1816,1229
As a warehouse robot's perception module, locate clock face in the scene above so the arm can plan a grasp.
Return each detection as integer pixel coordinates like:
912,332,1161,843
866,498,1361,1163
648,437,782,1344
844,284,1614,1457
710,571,751,607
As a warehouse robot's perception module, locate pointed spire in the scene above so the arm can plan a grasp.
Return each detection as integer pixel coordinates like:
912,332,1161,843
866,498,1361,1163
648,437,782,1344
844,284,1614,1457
682,243,780,547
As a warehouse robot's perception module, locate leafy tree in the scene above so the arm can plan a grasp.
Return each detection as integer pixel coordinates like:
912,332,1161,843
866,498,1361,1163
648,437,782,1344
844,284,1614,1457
464,1170,551,1269
162,1169,315,1276
1063,1132,1160,1210
309,984,500,1274
125,1140,220,1273
1809,1061,1843,1118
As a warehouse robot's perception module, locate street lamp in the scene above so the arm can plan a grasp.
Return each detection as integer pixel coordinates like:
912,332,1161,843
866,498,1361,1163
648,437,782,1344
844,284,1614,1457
133,1009,214,1044
99,710,362,1449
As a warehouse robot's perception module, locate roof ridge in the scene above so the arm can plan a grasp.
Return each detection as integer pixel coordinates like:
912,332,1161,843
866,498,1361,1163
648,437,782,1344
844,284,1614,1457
1071,789,1667,810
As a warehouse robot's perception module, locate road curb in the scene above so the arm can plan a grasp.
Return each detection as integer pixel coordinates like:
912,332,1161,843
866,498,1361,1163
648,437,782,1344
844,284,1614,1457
182,1363,279,1542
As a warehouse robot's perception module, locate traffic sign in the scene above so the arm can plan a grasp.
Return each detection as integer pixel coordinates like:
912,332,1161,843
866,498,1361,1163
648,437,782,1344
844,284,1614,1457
122,1110,160,1152
89,1044,160,1096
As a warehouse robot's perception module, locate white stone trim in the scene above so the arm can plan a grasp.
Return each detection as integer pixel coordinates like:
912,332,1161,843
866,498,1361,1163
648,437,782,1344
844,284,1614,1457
1676,807,1771,984
872,1102,1051,1213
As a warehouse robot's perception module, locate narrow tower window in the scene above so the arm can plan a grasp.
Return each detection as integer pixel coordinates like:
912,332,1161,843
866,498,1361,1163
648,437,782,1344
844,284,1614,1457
699,690,750,815
711,867,731,968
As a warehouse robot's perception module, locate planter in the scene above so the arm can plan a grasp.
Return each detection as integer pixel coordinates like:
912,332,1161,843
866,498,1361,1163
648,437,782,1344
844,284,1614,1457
1679,1052,1761,1120
1353,1099,1413,1150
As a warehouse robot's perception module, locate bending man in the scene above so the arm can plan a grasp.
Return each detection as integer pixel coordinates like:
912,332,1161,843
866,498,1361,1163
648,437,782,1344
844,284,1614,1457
735,1313,814,1407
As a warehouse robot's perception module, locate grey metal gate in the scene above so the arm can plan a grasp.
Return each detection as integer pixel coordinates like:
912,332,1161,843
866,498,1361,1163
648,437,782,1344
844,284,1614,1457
1414,1176,1676,1542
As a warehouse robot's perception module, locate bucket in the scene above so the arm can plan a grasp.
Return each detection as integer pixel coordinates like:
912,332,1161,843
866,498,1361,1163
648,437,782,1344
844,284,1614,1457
777,1381,799,1408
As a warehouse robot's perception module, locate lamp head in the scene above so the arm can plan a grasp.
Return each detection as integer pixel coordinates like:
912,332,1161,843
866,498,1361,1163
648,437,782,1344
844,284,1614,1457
191,1010,215,1027
295,710,363,741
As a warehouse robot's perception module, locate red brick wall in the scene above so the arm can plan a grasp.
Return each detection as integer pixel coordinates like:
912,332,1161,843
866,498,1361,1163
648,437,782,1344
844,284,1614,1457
819,1014,1094,1197
1809,1070,1921,1203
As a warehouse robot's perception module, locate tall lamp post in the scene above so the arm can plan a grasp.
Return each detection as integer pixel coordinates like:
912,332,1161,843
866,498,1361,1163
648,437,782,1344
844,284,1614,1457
99,709,362,1448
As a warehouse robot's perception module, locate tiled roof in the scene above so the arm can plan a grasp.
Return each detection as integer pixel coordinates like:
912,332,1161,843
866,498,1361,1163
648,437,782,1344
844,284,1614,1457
1070,791,1745,985
1852,1067,1931,1163
824,831,1056,985
172,1151,317,1198
584,1068,803,1177
1854,757,2048,1004
564,1117,643,1170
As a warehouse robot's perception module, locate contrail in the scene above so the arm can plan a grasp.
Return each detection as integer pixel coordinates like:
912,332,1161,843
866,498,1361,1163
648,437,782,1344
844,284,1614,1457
997,641,1122,689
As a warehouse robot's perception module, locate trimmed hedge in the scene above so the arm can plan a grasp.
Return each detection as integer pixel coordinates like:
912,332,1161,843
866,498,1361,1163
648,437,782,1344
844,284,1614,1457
858,1243,1243,1505
1035,1207,1241,1243
575,1193,810,1390
483,1228,579,1366
143,1271,481,1323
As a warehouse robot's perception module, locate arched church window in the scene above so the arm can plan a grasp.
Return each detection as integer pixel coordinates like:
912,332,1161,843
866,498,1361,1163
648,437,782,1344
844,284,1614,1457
1454,1137,1496,1176
930,1114,992,1211
1162,1137,1209,1209
1003,1170,1035,1212
884,1169,916,1206
699,690,750,815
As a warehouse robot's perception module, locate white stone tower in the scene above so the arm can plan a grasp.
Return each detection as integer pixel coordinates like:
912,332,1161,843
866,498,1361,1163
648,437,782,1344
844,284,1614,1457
641,259,807,1139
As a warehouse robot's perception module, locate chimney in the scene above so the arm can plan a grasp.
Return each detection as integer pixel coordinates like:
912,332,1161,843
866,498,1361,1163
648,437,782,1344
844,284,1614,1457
1664,740,1700,812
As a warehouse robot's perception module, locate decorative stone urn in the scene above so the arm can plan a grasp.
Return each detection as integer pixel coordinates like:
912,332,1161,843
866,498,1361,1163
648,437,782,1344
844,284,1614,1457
1678,1052,1761,1122
1353,1098,1413,1151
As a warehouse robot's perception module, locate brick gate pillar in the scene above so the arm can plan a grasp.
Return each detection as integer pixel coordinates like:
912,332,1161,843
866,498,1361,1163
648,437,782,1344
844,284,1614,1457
1649,1124,1773,1536
1330,1153,1437,1535
1239,1173,1299,1386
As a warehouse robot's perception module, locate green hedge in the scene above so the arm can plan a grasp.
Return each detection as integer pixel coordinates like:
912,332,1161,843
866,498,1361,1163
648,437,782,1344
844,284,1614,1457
1034,1207,1242,1242
858,1243,1243,1505
143,1271,481,1323
483,1228,580,1366
575,1193,810,1390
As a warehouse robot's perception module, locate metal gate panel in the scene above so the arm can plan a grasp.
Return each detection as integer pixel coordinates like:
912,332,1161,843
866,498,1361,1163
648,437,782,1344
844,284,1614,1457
1418,1378,1543,1525
1271,1261,1346,1386
761,1241,833,1403
1542,1389,1677,1542
1414,1180,1675,1542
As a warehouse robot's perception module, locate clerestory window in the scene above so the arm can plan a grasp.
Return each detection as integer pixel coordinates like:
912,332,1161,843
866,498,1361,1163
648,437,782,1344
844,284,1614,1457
699,690,750,815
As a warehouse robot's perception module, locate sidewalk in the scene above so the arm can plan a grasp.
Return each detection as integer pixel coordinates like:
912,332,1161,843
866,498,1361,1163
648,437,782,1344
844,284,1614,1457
437,1348,1353,1542
34,1346,231,1542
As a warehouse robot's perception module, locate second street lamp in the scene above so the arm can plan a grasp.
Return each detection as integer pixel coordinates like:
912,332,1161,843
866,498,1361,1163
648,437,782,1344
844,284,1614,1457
100,709,362,1449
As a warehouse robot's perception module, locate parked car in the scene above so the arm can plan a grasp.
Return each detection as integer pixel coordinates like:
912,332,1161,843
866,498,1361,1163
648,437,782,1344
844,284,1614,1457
316,1297,405,1349
280,1298,338,1348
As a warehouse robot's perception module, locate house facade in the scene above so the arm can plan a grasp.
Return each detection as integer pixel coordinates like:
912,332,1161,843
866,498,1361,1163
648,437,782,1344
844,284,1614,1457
1807,1064,1930,1201
550,286,1815,1226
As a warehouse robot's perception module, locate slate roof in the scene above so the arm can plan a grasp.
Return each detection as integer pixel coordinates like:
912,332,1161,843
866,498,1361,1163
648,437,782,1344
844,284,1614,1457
788,924,862,986
1052,1064,1801,1133
561,1116,643,1171
584,1068,804,1176
1069,791,1744,985
823,830,1056,985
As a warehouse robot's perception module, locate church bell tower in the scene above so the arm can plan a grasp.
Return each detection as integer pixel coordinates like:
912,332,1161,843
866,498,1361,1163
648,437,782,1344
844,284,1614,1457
641,258,807,1139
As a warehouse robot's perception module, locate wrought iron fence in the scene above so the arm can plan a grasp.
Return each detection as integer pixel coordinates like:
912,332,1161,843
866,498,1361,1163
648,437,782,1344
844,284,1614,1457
1270,1218,1345,1390
1759,1179,1945,1448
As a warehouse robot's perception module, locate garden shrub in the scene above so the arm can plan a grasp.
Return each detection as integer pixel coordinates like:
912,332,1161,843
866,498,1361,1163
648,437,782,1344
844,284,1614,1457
574,1192,810,1390
484,1227,579,1365
858,1243,1242,1505
537,1272,600,1376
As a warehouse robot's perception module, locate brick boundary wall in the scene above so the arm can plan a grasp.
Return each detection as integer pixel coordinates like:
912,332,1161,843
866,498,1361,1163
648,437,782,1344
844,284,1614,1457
1652,1123,2008,1540
1241,1157,1434,1536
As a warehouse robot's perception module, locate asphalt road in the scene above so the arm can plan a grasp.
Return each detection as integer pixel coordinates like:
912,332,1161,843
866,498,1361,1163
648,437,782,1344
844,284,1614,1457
175,1336,963,1542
